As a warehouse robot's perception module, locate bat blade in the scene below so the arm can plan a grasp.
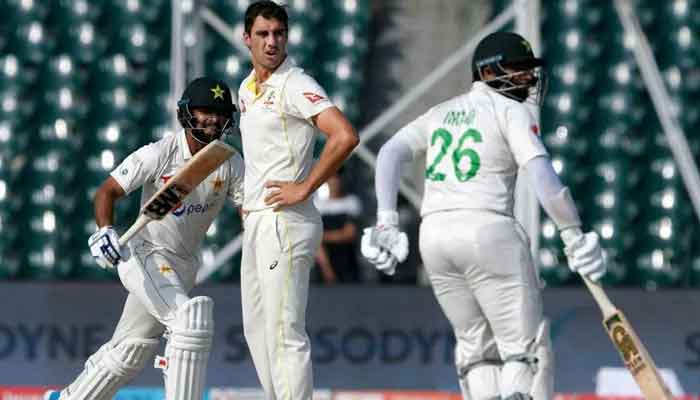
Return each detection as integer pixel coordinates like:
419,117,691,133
118,139,236,246
602,311,674,399
142,139,235,220
583,277,674,400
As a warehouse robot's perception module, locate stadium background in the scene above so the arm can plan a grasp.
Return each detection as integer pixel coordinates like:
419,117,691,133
1,0,699,398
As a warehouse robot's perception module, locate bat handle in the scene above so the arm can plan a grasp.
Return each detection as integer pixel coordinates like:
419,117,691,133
118,214,151,247
581,275,618,318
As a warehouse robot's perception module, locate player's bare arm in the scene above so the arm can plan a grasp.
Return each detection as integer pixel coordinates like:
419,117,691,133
322,222,357,244
94,177,127,227
315,245,338,283
88,176,130,269
264,106,358,210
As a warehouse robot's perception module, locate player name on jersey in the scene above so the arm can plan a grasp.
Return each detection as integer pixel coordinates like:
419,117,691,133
443,109,475,127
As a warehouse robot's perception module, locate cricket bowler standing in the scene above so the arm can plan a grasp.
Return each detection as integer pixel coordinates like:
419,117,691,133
237,2,359,399
361,32,607,400
45,77,243,400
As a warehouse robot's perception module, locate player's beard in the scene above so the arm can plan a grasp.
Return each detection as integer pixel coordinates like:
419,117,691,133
191,123,225,145
506,86,531,102
487,80,531,103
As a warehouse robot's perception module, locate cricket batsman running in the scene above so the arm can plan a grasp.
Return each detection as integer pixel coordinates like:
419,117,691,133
45,77,244,400
362,32,607,400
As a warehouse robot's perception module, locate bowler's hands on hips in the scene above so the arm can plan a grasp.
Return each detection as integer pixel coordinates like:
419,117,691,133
264,180,311,211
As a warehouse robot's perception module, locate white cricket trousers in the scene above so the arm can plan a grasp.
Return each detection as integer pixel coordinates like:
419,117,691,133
115,241,200,338
60,242,201,399
241,205,322,400
419,210,544,389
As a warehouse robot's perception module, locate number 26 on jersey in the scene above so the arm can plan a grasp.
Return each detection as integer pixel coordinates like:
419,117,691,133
425,128,482,182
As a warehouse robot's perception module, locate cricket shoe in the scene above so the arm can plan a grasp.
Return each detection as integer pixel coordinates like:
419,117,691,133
43,390,61,400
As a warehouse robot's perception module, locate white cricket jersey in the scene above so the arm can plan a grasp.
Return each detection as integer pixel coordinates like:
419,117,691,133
238,57,334,212
396,81,547,217
110,131,245,261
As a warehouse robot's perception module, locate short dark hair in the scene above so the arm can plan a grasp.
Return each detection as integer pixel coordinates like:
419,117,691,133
244,1,288,34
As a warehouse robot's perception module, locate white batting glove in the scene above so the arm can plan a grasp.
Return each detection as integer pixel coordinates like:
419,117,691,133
361,228,398,275
360,211,409,276
88,226,130,269
561,227,606,282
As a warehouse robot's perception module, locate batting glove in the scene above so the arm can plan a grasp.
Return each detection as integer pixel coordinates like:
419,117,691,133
360,211,409,276
88,226,130,269
561,227,606,282
361,228,398,275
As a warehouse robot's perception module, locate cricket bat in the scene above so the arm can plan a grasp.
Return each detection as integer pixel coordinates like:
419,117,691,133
118,139,236,246
581,276,674,399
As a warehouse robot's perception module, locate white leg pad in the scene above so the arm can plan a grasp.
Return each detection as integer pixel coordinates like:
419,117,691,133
60,337,159,400
465,364,501,400
530,319,554,400
455,338,501,400
458,376,474,400
500,358,535,399
162,296,215,400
